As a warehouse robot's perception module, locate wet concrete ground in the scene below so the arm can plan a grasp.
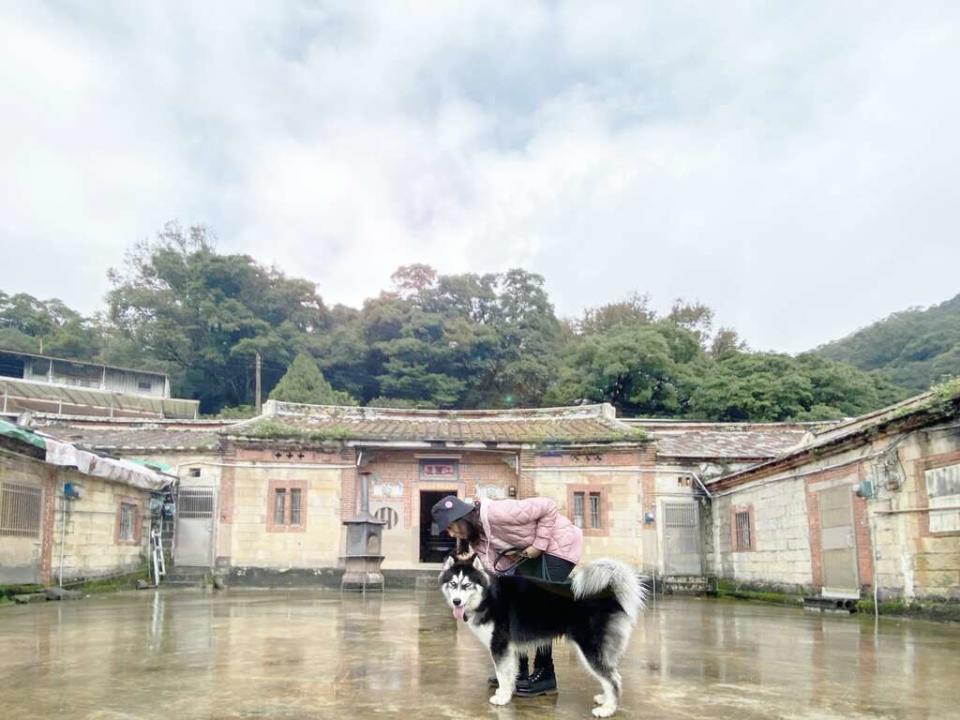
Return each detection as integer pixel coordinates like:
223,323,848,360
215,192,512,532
1,589,958,720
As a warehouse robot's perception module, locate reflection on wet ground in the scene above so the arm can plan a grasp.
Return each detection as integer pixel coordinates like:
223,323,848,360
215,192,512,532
1,588,958,719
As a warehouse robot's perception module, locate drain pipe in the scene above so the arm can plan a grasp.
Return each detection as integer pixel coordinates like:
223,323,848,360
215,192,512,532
868,506,880,622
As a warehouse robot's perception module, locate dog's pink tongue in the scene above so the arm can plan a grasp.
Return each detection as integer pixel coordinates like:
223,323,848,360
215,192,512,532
453,605,466,621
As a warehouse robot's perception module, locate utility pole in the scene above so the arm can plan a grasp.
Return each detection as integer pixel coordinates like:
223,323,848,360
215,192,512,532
255,352,262,414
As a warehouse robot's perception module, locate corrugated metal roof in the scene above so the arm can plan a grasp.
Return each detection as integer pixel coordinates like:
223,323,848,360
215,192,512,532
0,377,198,419
0,346,168,378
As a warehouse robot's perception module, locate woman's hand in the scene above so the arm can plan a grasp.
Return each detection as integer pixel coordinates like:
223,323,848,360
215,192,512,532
520,546,542,560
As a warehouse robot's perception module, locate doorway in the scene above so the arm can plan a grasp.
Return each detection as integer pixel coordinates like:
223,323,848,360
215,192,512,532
662,502,702,575
419,490,457,563
818,485,859,598
174,488,216,567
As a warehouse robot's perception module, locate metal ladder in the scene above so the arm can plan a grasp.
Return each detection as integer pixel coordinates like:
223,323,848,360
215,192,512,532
150,525,167,587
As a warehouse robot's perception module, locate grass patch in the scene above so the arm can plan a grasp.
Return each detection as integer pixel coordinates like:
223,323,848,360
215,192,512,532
716,579,803,606
70,557,151,594
0,584,44,601
856,598,960,622
234,418,354,443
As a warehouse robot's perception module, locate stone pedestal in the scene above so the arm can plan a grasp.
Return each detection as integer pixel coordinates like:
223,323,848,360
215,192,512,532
340,554,386,591
340,470,386,592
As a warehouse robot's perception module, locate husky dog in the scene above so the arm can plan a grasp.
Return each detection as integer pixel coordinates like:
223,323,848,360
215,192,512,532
439,555,645,717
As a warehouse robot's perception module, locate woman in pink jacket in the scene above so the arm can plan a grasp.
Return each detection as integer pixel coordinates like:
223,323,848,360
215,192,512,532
431,494,583,696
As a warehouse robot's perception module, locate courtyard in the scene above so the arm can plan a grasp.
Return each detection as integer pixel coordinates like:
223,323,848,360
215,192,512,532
1,589,958,719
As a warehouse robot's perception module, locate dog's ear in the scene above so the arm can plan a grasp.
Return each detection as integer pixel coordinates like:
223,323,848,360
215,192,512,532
438,554,455,583
472,555,486,575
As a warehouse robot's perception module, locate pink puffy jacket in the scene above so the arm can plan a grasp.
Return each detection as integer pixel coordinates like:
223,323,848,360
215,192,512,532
474,497,583,574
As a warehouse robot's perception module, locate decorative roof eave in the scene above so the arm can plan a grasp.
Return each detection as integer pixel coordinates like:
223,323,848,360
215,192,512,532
709,393,960,492
223,435,648,451
655,452,780,462
85,444,221,453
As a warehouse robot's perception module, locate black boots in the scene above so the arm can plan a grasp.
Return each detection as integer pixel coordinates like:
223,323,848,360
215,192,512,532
515,660,557,697
488,652,558,696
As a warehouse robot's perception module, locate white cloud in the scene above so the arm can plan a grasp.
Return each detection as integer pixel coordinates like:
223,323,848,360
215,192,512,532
1,1,959,351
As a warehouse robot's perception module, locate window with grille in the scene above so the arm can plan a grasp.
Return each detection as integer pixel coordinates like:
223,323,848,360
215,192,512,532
0,482,41,537
119,503,136,542
925,462,960,534
268,482,307,530
178,489,214,518
374,506,400,530
289,489,302,525
573,492,585,528
589,492,602,529
735,510,752,551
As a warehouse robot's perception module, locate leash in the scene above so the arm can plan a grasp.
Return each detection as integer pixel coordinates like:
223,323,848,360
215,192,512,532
493,547,563,583
493,546,529,576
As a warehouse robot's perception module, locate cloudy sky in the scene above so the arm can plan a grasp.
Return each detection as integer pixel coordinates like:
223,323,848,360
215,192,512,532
2,2,958,352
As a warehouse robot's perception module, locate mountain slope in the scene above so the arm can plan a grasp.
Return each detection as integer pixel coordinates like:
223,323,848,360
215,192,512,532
816,293,960,391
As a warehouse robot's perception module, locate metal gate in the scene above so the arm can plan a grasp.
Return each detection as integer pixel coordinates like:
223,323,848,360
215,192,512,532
174,488,216,567
819,485,859,598
0,481,43,583
662,502,702,575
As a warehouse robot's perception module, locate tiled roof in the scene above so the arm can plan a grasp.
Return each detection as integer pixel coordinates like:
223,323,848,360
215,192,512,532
228,401,642,445
38,425,220,452
623,419,825,459
711,383,960,489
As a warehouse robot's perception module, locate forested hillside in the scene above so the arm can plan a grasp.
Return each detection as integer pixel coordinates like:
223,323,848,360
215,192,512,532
817,294,960,392
1,223,909,420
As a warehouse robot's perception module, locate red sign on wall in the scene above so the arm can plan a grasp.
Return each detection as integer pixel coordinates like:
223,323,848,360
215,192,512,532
419,460,459,481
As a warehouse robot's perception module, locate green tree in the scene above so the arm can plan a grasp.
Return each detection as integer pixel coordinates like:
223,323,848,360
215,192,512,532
0,291,103,359
269,353,357,405
817,293,960,391
687,351,907,421
546,323,702,416
107,222,331,413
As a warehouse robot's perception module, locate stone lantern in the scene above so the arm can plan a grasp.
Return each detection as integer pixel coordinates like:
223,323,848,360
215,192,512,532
341,470,385,591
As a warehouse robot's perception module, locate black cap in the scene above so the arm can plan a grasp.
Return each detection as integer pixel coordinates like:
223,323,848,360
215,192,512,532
431,495,474,531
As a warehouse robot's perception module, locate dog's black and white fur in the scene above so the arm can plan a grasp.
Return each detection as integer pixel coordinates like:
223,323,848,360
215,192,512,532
439,555,645,717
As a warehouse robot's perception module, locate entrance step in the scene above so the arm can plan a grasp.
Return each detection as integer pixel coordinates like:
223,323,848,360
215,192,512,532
164,566,212,588
661,575,717,596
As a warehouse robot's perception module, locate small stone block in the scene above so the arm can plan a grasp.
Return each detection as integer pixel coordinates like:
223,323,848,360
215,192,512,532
44,587,83,601
13,593,48,604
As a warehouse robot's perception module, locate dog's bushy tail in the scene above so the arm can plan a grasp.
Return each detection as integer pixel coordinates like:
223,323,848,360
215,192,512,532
571,559,646,623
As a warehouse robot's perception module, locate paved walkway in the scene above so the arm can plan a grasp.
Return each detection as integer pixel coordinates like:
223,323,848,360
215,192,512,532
1,589,958,719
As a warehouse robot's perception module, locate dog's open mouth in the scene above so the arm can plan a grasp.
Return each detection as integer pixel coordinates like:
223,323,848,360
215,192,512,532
452,605,466,621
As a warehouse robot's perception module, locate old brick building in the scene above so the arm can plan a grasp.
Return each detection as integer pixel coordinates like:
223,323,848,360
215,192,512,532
27,385,960,608
705,387,960,603
0,419,169,585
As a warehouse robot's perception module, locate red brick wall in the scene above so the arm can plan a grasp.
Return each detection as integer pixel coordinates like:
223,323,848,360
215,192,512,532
346,450,520,529
235,445,354,464
38,467,56,585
